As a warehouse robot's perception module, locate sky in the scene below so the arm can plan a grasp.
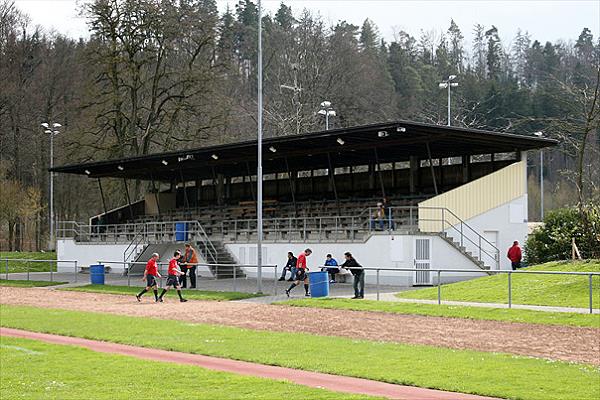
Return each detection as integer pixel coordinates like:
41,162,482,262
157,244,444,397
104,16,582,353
13,0,600,48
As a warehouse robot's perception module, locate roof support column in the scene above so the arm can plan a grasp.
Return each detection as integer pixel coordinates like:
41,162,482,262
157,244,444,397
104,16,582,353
216,173,225,206
123,178,134,219
97,178,107,215
284,157,297,217
150,174,161,216
409,156,419,195
374,148,386,199
327,153,340,215
179,169,190,209
245,162,256,201
425,142,439,195
462,155,471,183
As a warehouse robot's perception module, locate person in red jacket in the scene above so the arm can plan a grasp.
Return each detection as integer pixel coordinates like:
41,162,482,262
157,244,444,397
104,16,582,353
285,248,312,297
507,241,522,270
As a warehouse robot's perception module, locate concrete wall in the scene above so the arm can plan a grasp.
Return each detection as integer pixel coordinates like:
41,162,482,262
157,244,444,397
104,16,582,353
225,233,486,286
57,239,144,272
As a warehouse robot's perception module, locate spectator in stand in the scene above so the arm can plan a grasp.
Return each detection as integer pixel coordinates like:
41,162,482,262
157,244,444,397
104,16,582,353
507,241,522,270
370,202,385,231
285,248,312,297
179,243,199,288
321,254,340,283
278,251,297,281
341,252,364,299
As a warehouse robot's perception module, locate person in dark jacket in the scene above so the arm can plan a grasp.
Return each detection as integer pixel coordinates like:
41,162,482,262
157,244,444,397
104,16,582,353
278,252,297,281
340,251,364,299
321,254,340,283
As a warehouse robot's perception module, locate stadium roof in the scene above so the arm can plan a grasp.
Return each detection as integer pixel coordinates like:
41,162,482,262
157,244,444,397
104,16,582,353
51,120,558,181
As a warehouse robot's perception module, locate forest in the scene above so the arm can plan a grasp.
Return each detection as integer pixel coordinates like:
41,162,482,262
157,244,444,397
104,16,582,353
0,0,598,250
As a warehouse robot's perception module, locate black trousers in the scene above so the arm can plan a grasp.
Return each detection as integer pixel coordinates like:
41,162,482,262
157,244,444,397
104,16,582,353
187,266,197,288
179,268,188,288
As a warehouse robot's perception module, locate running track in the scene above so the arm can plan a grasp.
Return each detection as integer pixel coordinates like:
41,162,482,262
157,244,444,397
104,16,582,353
1,328,499,400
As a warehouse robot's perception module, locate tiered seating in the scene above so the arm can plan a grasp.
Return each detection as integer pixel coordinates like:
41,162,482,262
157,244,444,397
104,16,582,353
127,195,429,243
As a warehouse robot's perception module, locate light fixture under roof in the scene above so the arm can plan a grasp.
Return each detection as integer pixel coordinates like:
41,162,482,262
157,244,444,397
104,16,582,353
84,169,90,175
269,146,277,153
211,154,219,160
161,160,168,165
117,165,124,171
336,138,345,145
396,126,406,132
378,130,389,138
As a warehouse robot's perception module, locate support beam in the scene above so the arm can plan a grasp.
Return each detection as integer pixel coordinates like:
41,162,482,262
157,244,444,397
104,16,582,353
179,169,190,209
245,162,256,201
97,178,107,215
425,142,438,195
123,178,134,219
409,156,419,194
327,153,340,215
284,157,297,216
374,148,386,199
150,174,161,215
462,155,470,183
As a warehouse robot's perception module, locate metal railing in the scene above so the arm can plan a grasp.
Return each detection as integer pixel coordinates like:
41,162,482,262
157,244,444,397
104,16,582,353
220,215,363,242
1,258,79,283
98,260,278,294
368,206,500,269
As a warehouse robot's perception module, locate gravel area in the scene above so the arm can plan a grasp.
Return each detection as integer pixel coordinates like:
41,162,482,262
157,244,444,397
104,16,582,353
1,286,598,365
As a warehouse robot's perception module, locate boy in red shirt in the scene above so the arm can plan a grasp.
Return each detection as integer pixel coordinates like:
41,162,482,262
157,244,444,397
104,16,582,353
285,248,312,297
136,253,162,302
157,250,188,303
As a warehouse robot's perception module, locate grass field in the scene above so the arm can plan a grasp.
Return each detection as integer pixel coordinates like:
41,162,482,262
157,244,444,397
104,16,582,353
397,260,600,308
2,305,598,400
61,284,263,301
0,279,67,288
0,251,57,273
0,336,372,400
279,298,600,327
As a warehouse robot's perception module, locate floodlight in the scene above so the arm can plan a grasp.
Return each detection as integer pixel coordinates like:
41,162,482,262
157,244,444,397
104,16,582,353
378,131,389,138
439,82,448,88
52,123,62,128
328,110,336,117
84,170,91,175
318,109,327,115
320,101,331,108
161,160,168,165
41,123,49,128
117,165,124,171
336,138,345,145
268,146,277,153
211,154,219,160
449,75,457,80
44,130,52,134
396,126,406,132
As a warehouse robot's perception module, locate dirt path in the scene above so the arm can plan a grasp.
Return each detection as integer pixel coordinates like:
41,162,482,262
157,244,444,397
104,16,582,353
1,327,499,400
1,287,598,365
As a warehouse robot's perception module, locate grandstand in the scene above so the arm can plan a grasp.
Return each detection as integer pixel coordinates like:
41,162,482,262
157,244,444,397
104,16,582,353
53,120,556,285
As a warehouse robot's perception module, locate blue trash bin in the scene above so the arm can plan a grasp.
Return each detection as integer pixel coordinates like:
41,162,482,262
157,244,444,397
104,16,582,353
175,222,188,242
308,271,329,298
90,264,105,285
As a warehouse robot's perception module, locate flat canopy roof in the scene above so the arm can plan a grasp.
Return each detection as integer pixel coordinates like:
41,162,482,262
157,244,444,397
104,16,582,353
52,120,558,181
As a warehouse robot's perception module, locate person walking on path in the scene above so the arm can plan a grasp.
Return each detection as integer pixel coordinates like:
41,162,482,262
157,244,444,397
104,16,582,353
321,254,340,283
180,243,199,288
285,248,312,297
136,253,162,302
507,241,522,270
278,252,297,281
158,250,188,303
341,252,364,299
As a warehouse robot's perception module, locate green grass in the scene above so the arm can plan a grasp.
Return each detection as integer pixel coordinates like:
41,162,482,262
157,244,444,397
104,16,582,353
397,260,600,308
0,336,372,400
0,251,57,273
61,284,263,301
1,305,598,400
0,279,67,288
278,298,600,328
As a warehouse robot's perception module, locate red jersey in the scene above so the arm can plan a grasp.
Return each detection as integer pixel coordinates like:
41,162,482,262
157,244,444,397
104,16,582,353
168,258,180,276
145,259,158,276
507,246,522,262
296,252,307,270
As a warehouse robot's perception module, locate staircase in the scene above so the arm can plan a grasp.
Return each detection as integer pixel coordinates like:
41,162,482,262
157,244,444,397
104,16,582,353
205,240,246,279
438,233,490,271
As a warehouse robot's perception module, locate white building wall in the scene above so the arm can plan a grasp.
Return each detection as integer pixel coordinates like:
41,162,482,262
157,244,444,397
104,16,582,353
453,194,528,270
57,239,144,272
225,234,487,286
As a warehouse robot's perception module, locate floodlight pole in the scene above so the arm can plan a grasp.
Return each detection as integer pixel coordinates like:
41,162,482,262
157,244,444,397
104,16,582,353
540,148,544,220
256,0,263,293
439,75,458,126
42,122,61,251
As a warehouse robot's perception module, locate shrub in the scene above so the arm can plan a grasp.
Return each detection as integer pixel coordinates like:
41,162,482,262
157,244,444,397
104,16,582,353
525,205,600,264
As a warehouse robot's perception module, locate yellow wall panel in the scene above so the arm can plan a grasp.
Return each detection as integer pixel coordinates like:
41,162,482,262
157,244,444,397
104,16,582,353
418,161,526,232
